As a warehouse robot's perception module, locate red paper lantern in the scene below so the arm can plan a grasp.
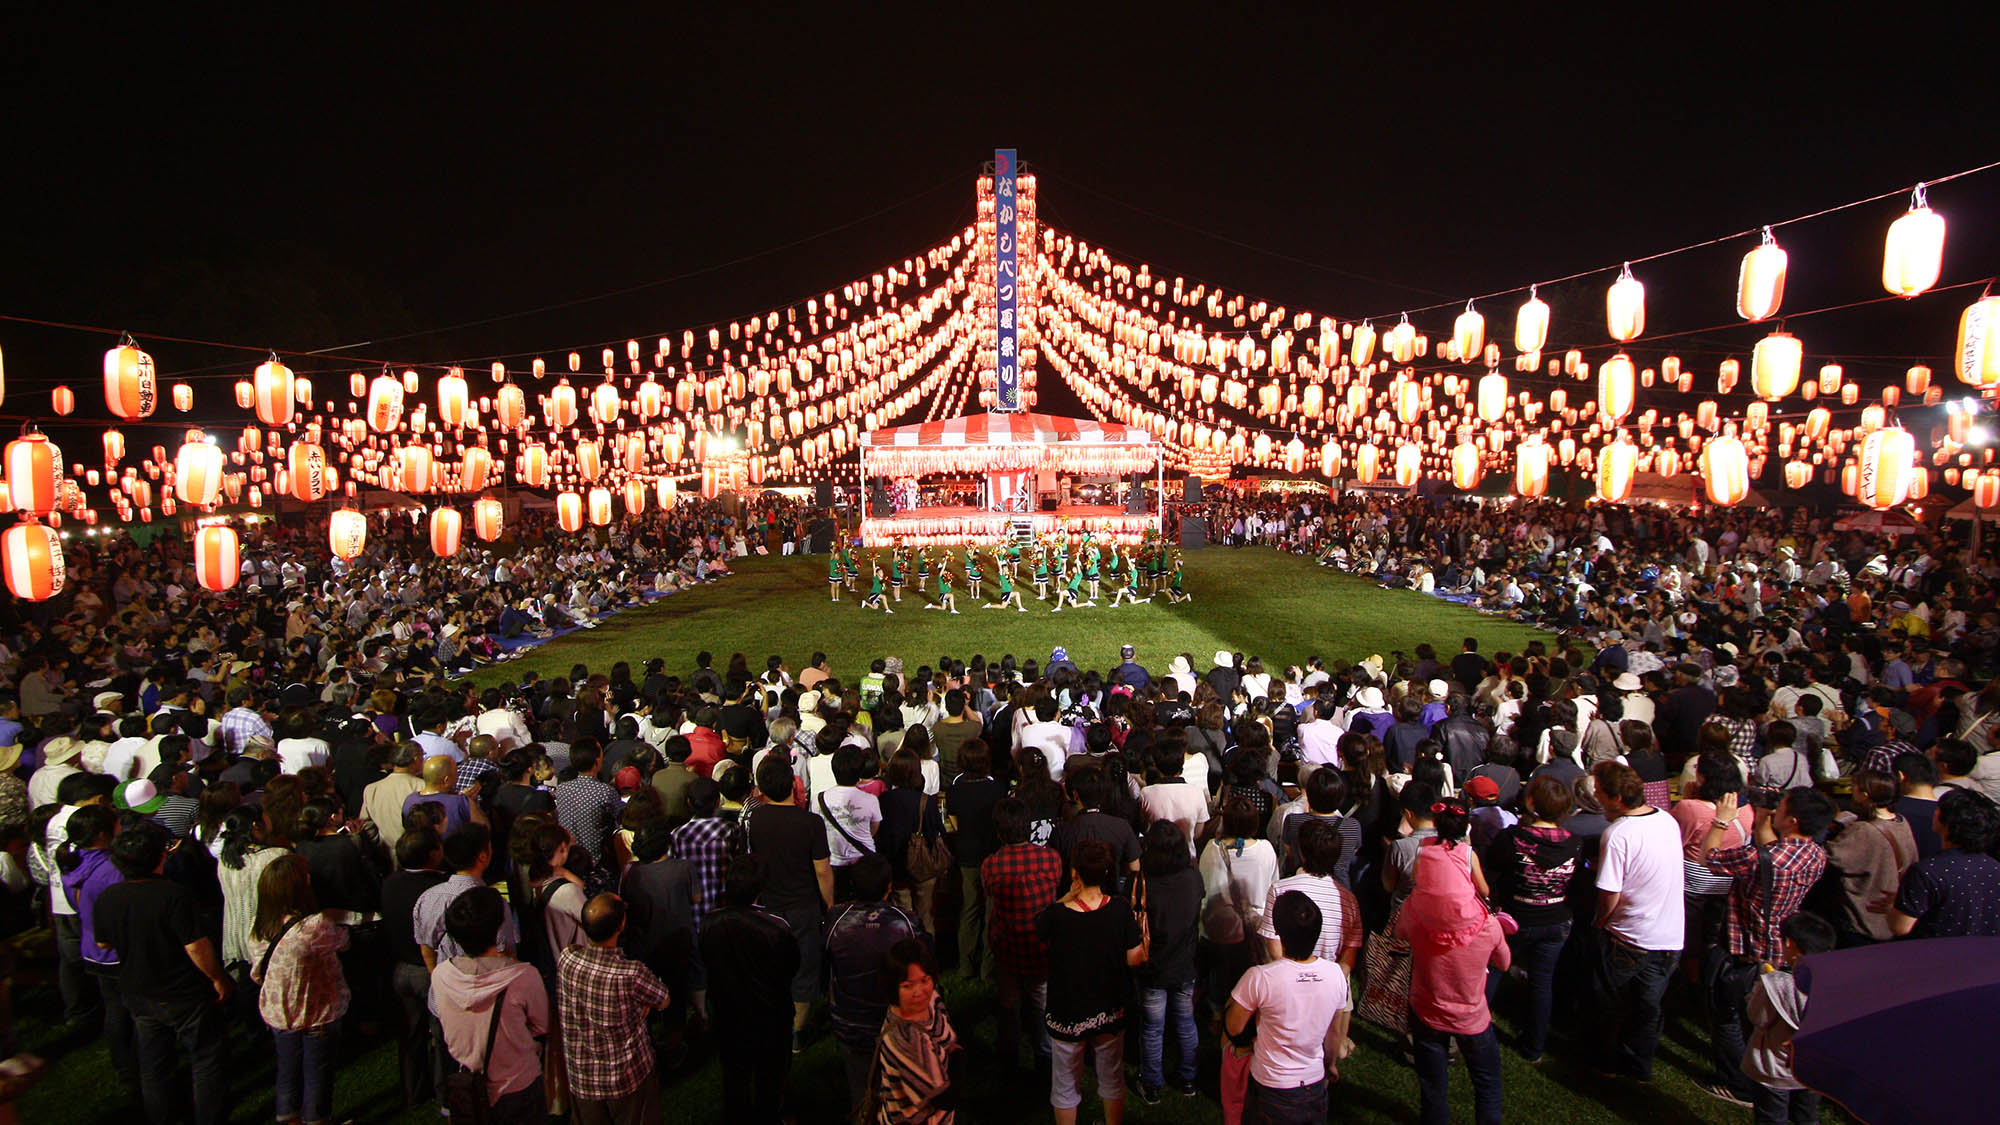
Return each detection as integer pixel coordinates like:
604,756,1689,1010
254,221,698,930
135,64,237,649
473,497,504,541
104,341,158,420
193,525,240,592
254,359,296,425
328,508,369,559
2,520,64,600
4,434,61,516
430,508,462,557
556,491,584,532
287,442,327,502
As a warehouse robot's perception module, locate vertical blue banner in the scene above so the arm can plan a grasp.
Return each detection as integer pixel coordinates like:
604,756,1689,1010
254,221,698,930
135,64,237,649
993,147,1021,412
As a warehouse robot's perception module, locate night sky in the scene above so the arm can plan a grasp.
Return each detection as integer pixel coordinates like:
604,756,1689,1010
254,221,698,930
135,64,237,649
2,7,1993,428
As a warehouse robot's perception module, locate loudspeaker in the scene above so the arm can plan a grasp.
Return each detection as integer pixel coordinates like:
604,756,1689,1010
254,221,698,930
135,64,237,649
807,518,836,554
1126,473,1148,514
813,479,834,508
868,479,893,517
1179,517,1208,549
1183,474,1203,503
1039,495,1059,512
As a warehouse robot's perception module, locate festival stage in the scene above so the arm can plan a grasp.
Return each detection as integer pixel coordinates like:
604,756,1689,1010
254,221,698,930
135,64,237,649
858,505,1157,547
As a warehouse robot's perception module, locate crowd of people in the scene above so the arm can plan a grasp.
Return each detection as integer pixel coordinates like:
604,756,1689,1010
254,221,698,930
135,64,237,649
2,489,1999,1123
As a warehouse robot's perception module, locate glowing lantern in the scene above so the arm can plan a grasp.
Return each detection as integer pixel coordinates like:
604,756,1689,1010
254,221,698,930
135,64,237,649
429,508,462,557
636,380,664,419
435,370,469,427
1701,435,1751,506
1473,373,1507,424
1283,437,1307,476
1882,184,1945,297
655,477,678,508
103,340,158,419
1395,381,1423,424
1785,461,1812,489
461,446,492,491
1956,296,2000,387
545,382,578,429
1750,331,1803,400
398,445,434,492
1515,288,1549,353
1451,442,1483,490
287,442,327,501
172,383,193,411
1598,439,1638,502
2,521,64,600
575,440,602,481
175,440,225,506
102,430,125,465
588,487,614,526
1606,263,1646,342
1842,383,1860,406
1515,440,1550,498
253,358,295,425
556,490,584,532
367,374,405,433
518,445,548,487
1386,317,1417,363
1350,322,1376,366
1598,354,1636,423
495,383,527,429
1736,227,1788,321
591,381,621,425
4,434,60,516
328,508,368,559
1354,444,1381,484
473,497,504,541
52,386,75,416
1453,303,1485,362
624,479,647,515
1908,365,1932,395
1856,427,1917,510
1977,471,2000,510
1392,442,1421,486
192,526,240,592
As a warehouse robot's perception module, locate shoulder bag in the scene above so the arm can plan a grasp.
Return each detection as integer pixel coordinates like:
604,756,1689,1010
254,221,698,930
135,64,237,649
904,794,954,883
443,998,507,1125
819,793,875,855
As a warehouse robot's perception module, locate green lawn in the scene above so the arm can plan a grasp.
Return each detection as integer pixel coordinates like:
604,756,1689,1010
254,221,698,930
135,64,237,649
470,549,1553,690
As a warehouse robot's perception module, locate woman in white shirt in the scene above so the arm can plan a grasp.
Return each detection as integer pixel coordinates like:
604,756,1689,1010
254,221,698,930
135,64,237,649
275,710,331,776
1238,658,1271,703
1197,800,1280,928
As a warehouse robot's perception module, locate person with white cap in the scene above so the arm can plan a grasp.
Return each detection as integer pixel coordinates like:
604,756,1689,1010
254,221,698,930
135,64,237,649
30,732,85,809
1206,651,1241,705
1614,672,1655,725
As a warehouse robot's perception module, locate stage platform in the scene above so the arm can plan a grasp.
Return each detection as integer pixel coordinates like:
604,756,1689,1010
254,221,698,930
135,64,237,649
859,505,1159,546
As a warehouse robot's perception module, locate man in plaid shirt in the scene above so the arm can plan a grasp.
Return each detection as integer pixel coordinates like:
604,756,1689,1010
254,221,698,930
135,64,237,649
1695,786,1834,1105
217,685,272,757
669,778,743,931
981,797,1064,1070
557,894,671,1124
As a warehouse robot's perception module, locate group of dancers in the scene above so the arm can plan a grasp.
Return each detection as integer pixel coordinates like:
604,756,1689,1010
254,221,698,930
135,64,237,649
828,534,1189,614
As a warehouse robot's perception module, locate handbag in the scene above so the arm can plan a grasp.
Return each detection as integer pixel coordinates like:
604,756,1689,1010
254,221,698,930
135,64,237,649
1357,900,1413,1034
904,795,954,883
1200,840,1260,959
442,996,507,1125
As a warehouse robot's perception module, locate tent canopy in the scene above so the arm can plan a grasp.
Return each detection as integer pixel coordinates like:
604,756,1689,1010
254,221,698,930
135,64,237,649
861,412,1152,448
860,412,1157,477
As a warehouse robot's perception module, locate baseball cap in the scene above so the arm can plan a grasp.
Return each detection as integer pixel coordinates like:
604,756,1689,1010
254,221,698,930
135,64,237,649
93,691,125,712
114,779,167,815
614,766,643,794
1465,776,1500,802
1121,644,1135,660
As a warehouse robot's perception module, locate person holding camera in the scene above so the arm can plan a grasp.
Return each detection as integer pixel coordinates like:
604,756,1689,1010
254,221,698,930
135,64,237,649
1692,784,1834,1107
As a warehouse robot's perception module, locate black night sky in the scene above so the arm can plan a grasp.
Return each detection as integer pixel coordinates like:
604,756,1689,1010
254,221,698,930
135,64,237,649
2,7,1993,430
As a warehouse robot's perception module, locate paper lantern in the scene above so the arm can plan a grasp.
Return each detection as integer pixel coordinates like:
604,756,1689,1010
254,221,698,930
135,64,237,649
2,520,64,600
429,508,462,557
326,507,368,559
1598,439,1638,502
368,375,404,432
556,490,584,532
1977,471,2000,510
1956,296,2000,388
591,382,621,426
494,383,528,430
1750,331,1803,400
436,370,469,427
1736,228,1788,321
1350,322,1377,366
623,479,647,515
253,359,295,425
1701,435,1751,506
545,382,578,429
1453,303,1485,362
1883,185,1945,298
655,477,677,508
1515,440,1550,498
588,487,614,526
1785,461,1812,489
4,434,60,516
172,383,193,411
103,341,158,420
1910,467,1930,500
473,497,504,541
1515,288,1549,354
1451,441,1482,490
192,526,240,592
460,446,492,491
636,380,664,419
1598,354,1636,423
287,442,327,501
518,444,548,488
102,430,125,465
1474,374,1508,424
175,440,225,506
1908,365,1933,395
1606,263,1646,342
51,386,74,416
1386,317,1417,364
1857,427,1917,510
398,445,434,492
1395,381,1423,425
575,440,602,481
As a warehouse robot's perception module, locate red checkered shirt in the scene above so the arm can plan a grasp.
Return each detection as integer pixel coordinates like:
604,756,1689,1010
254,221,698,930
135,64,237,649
981,842,1064,977
556,943,671,1100
1705,837,1827,966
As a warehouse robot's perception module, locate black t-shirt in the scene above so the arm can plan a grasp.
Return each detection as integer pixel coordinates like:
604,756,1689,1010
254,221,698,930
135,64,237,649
946,776,1007,867
1138,867,1203,987
1894,795,1944,859
94,878,211,1003
1052,810,1142,882
745,803,830,913
381,869,449,966
1036,896,1143,1040
699,905,800,1030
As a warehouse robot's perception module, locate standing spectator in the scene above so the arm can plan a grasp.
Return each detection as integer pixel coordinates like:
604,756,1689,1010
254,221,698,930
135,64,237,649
820,745,884,900
944,739,1005,979
93,821,233,1125
246,853,350,1125
825,856,922,1104
1135,820,1204,1104
1589,761,1684,1082
361,742,425,852
414,825,517,968
669,776,744,944
429,886,549,1125
557,894,672,1125
61,805,137,1100
700,855,801,1124
1823,769,1919,944
618,823,699,1065
1138,744,1211,849
217,806,291,988
1399,798,1509,1125
1484,775,1580,1062
1225,890,1348,1123
380,828,447,1110
554,742,620,870
982,797,1063,1071
1037,838,1147,1125
871,938,962,1124
1741,912,1837,1125
1889,787,2000,938
880,749,946,934
742,755,832,1051
1050,767,1142,885
1892,751,1946,859
405,756,480,836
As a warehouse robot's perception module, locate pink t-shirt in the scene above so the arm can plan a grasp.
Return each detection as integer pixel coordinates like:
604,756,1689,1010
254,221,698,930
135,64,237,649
1671,799,1753,861
1229,957,1348,1089
1398,913,1510,1036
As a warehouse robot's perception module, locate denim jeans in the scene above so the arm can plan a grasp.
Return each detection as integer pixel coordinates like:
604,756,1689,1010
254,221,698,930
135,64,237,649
995,972,1050,1064
130,993,230,1125
1753,1083,1822,1124
1485,919,1570,1059
55,914,99,1025
1244,1075,1327,1123
86,966,139,1096
1411,1016,1502,1125
957,866,993,979
391,960,441,1109
1139,982,1197,1086
1591,936,1678,1080
273,1023,340,1123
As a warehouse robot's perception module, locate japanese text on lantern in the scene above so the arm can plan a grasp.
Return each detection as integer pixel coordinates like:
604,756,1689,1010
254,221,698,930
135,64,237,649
994,147,1020,412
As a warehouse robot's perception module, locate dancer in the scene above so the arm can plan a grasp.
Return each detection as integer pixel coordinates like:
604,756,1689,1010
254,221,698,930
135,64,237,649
1085,547,1102,604
1032,549,1051,600
1107,552,1148,607
888,545,906,604
1164,554,1191,603
985,559,1028,612
860,560,893,614
842,544,861,593
964,547,983,601
915,547,931,596
924,563,961,614
1051,562,1093,612
828,548,843,602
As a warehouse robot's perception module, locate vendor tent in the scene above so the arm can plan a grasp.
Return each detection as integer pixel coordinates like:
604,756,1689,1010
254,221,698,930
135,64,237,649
1943,495,2000,522
858,411,1157,477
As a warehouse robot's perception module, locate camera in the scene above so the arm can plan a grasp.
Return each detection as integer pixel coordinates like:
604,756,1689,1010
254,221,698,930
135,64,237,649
1743,786,1785,811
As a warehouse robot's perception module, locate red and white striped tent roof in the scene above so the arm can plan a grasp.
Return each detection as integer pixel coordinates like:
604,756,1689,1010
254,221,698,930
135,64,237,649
860,412,1153,447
